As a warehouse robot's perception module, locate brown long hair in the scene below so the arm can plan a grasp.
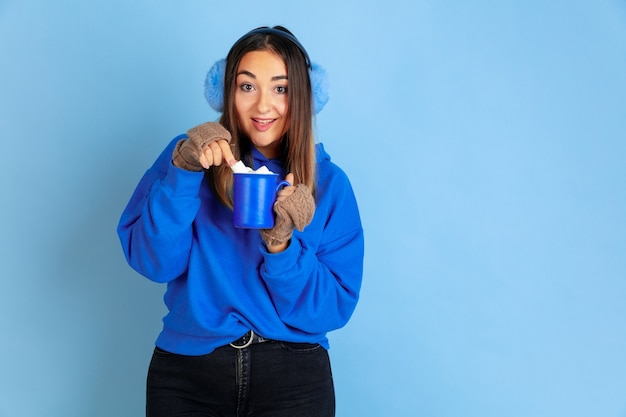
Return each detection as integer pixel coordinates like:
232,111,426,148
206,26,316,208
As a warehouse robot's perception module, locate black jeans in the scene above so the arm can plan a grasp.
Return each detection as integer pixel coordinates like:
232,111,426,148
146,341,335,417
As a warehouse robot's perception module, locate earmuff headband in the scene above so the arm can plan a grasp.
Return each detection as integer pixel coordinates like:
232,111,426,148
230,27,312,69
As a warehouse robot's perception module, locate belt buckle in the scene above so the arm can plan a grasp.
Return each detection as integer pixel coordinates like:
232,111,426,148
229,330,255,349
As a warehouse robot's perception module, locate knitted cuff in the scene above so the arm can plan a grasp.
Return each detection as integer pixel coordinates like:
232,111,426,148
172,139,203,171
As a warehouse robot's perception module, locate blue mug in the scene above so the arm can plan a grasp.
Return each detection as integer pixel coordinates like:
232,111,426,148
233,173,290,228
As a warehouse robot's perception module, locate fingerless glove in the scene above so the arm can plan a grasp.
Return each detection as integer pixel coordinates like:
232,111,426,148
172,122,232,171
260,184,315,247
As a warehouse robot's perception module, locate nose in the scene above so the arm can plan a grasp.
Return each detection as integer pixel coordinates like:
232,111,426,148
256,89,271,114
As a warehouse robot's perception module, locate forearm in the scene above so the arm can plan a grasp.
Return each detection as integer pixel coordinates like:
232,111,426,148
118,163,204,282
260,229,364,333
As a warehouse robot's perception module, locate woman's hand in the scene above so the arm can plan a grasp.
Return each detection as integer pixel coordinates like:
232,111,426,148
274,172,297,202
261,173,316,253
173,122,236,171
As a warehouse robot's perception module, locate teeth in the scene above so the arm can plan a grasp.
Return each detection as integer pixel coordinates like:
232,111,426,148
254,119,273,125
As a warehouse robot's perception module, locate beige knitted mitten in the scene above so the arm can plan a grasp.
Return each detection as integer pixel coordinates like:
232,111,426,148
172,122,232,171
260,184,316,247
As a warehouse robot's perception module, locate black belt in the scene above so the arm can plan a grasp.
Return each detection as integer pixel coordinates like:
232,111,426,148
229,330,271,349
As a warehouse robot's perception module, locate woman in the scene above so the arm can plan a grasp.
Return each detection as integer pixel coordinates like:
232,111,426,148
118,25,364,416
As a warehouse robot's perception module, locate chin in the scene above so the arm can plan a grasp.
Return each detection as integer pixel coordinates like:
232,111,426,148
251,134,280,147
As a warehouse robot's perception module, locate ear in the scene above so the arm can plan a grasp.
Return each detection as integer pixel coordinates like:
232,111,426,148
310,62,329,114
204,58,226,113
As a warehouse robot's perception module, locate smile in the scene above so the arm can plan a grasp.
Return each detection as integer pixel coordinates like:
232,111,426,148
253,118,275,125
251,118,276,131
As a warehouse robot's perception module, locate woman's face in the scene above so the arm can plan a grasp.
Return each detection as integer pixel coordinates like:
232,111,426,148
234,50,289,159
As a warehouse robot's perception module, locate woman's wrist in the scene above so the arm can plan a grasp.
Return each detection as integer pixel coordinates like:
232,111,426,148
266,240,289,254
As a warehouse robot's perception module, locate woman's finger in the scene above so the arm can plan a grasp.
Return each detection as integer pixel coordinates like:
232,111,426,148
205,141,221,166
217,140,236,166
198,151,210,169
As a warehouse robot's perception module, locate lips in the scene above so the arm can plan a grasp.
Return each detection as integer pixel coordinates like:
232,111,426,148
251,118,276,132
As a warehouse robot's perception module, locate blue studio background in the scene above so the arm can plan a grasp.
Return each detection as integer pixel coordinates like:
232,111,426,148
1,1,625,416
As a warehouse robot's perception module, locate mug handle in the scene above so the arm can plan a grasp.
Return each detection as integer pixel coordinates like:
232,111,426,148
276,180,291,191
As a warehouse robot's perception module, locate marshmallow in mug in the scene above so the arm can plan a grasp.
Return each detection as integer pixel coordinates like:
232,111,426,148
230,160,274,174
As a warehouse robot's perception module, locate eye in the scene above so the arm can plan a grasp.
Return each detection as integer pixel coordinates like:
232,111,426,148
275,85,288,94
239,83,254,92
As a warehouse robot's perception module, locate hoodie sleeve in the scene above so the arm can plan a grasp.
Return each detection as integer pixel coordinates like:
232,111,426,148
117,137,204,283
259,164,364,335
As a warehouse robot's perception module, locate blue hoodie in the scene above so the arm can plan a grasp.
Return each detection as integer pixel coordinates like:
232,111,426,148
118,136,364,355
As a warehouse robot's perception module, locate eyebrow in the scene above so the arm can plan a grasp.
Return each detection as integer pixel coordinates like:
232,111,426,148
237,70,288,81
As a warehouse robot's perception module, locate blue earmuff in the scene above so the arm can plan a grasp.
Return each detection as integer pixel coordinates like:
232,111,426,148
204,28,329,114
